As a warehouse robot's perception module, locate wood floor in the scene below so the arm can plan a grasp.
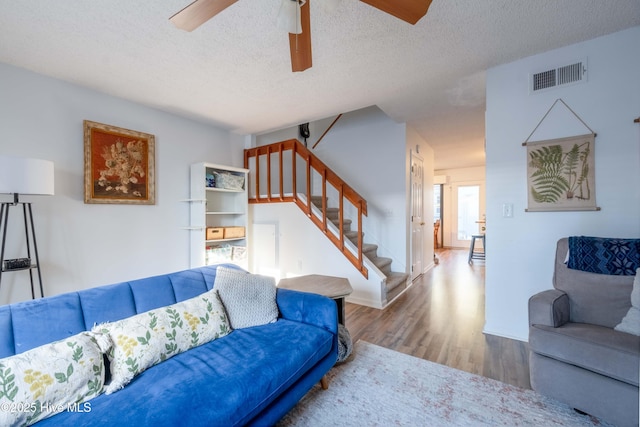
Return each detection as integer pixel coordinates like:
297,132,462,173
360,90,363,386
345,248,532,389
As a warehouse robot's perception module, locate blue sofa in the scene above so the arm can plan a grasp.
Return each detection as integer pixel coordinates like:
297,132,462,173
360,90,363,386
0,265,338,426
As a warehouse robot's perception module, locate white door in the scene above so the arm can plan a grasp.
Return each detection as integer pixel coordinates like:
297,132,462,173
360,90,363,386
451,182,485,248
410,154,424,280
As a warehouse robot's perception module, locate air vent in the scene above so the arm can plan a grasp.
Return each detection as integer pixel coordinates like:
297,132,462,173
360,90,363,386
533,69,556,91
531,59,587,93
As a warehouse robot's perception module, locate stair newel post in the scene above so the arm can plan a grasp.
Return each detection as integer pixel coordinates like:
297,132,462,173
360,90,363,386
255,151,261,202
291,143,297,199
357,201,364,269
338,185,344,250
243,148,249,169
278,143,284,201
321,169,327,232
305,152,312,215
266,145,272,202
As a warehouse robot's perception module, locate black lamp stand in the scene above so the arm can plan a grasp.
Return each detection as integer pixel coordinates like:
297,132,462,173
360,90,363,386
0,193,45,299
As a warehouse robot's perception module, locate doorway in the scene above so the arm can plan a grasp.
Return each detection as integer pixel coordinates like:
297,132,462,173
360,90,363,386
433,184,443,249
410,153,424,281
451,182,485,248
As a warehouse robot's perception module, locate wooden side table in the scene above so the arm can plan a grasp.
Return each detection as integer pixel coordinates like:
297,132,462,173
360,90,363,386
278,274,353,325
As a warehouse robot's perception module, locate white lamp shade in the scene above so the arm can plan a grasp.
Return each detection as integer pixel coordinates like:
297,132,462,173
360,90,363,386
277,0,306,34
0,156,54,196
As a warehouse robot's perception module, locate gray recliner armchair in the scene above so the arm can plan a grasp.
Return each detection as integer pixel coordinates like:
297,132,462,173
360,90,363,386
528,238,639,427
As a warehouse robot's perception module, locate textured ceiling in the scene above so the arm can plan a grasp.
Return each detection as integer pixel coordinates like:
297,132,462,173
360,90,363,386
0,1,638,169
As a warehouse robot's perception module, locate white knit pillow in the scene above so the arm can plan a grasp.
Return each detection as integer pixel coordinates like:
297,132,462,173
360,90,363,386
214,267,278,329
615,268,640,336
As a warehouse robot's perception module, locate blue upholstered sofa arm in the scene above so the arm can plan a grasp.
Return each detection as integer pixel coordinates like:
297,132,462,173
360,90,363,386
528,289,570,328
276,288,338,335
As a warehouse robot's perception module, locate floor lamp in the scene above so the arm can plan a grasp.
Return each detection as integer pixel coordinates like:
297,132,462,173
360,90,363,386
0,157,54,299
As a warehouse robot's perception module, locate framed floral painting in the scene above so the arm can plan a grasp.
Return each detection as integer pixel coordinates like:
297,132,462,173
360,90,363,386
84,120,156,204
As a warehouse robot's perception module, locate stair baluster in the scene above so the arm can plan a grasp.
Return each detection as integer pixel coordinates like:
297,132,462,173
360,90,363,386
245,139,368,278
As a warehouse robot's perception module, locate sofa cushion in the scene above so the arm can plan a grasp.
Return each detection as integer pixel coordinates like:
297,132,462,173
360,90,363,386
0,305,14,358
93,288,231,394
530,323,640,386
127,275,177,313
10,293,87,354
0,332,105,426
214,267,279,329
36,319,334,427
79,282,137,327
615,268,640,336
168,269,210,301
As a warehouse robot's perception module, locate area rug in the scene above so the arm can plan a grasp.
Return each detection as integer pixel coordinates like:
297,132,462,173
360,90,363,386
277,341,613,426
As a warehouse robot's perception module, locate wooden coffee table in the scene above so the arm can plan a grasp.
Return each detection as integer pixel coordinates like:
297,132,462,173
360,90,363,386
278,274,353,325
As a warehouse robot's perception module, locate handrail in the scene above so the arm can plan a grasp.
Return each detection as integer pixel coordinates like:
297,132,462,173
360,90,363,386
244,139,368,278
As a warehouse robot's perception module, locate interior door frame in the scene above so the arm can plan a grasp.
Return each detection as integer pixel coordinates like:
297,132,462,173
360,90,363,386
410,151,424,280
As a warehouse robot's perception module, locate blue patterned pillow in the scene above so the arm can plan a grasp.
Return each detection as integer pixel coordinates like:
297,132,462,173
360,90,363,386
567,236,640,275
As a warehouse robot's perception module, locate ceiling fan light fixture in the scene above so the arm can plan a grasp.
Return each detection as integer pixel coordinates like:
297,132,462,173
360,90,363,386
277,0,306,34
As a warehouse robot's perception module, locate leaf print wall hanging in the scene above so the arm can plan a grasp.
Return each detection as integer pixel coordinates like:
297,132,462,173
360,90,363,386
523,99,600,212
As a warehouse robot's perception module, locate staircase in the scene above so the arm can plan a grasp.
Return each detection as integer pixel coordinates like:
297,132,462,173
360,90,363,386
245,138,409,305
309,196,409,303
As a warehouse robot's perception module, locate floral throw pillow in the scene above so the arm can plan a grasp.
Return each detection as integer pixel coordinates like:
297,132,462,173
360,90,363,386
0,332,105,426
93,288,231,394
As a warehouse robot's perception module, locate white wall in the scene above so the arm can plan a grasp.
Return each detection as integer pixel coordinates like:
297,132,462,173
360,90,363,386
485,26,640,341
0,62,243,304
250,203,385,307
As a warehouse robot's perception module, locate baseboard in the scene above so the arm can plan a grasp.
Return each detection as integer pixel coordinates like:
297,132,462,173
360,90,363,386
380,276,414,309
346,295,383,309
422,260,436,274
482,327,528,343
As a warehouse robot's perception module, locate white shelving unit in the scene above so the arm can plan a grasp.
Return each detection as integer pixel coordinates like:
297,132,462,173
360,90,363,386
188,162,249,269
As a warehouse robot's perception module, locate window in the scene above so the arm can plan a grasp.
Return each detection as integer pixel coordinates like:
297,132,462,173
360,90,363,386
457,185,479,240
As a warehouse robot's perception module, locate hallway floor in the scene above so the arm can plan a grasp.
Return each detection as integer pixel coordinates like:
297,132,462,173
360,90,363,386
345,248,531,389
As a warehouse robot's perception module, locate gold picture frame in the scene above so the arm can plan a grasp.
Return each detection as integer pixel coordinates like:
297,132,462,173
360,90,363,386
84,120,155,205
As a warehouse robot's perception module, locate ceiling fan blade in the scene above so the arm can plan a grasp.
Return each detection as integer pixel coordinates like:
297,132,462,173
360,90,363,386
360,0,432,25
170,0,238,32
289,0,312,72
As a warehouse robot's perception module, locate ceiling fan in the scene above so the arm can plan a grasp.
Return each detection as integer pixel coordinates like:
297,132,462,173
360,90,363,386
170,0,433,73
